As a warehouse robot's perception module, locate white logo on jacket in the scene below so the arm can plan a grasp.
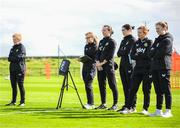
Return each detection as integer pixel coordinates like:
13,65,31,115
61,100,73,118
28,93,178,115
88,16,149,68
161,73,166,78
105,42,109,46
136,48,146,53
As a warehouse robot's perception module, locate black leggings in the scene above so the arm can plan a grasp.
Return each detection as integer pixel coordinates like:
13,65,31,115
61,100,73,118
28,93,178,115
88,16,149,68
128,71,152,110
152,69,172,109
82,68,96,105
97,65,118,105
10,71,25,104
120,65,136,108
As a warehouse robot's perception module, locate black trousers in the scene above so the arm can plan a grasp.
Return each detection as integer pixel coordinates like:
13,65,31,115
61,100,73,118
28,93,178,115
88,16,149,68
128,70,152,110
152,69,172,109
97,64,118,105
10,71,25,104
120,65,136,108
82,67,96,105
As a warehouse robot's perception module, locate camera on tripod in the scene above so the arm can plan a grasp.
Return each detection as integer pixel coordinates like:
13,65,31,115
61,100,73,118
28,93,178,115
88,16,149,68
59,59,70,76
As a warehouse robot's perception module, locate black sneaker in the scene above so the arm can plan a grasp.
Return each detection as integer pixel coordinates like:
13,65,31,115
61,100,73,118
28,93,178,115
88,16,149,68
5,102,16,106
95,104,107,109
108,105,118,111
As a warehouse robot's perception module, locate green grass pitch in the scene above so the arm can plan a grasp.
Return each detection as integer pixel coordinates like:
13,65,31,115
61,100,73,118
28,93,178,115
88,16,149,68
0,75,180,128
0,58,180,128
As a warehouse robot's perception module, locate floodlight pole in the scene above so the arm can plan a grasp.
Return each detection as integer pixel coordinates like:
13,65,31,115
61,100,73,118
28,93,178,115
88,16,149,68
57,44,60,74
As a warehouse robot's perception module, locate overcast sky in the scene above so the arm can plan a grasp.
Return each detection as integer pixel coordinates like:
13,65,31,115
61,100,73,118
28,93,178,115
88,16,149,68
0,0,180,57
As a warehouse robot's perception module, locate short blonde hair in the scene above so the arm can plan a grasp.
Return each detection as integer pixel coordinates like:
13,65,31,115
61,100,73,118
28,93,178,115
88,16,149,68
85,32,99,45
138,26,149,35
12,33,22,42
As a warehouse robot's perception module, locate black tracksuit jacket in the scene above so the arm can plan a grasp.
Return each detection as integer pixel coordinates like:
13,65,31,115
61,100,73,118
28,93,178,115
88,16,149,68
8,43,26,73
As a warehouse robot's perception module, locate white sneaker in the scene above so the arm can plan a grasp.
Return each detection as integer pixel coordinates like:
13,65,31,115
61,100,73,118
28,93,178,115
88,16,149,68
84,104,95,109
117,107,127,112
141,109,149,115
162,109,173,118
149,109,163,117
120,108,130,114
18,103,25,107
129,108,137,113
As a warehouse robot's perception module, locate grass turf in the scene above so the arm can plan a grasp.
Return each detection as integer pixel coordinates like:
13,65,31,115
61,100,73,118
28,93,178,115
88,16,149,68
0,75,180,128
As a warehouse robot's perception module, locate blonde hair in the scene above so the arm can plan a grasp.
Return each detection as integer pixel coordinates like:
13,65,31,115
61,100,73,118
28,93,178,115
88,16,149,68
138,26,149,35
12,33,22,42
85,32,99,45
156,21,168,31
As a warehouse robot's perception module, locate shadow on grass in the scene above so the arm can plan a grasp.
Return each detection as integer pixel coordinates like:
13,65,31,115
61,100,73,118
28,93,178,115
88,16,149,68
0,107,148,119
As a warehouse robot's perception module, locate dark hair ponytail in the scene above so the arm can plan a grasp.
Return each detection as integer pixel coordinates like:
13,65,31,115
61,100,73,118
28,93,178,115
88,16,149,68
122,24,135,30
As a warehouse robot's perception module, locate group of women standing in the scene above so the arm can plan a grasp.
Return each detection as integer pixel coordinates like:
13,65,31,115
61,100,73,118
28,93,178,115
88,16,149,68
80,21,173,118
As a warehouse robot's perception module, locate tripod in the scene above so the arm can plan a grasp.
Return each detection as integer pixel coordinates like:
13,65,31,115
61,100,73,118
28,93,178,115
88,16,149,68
56,70,84,109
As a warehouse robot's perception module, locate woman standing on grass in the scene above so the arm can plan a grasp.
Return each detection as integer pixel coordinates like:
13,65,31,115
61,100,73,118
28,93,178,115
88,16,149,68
149,21,173,118
95,25,118,110
81,32,98,109
6,33,26,107
120,26,153,114
117,24,137,112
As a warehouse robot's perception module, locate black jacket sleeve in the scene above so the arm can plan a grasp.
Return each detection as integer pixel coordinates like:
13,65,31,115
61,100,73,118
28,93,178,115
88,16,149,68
91,45,98,61
153,38,173,59
142,40,153,59
117,41,124,57
117,38,134,57
95,45,101,61
8,45,26,62
85,44,97,62
104,40,116,61
148,39,158,58
8,48,13,62
130,42,138,60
